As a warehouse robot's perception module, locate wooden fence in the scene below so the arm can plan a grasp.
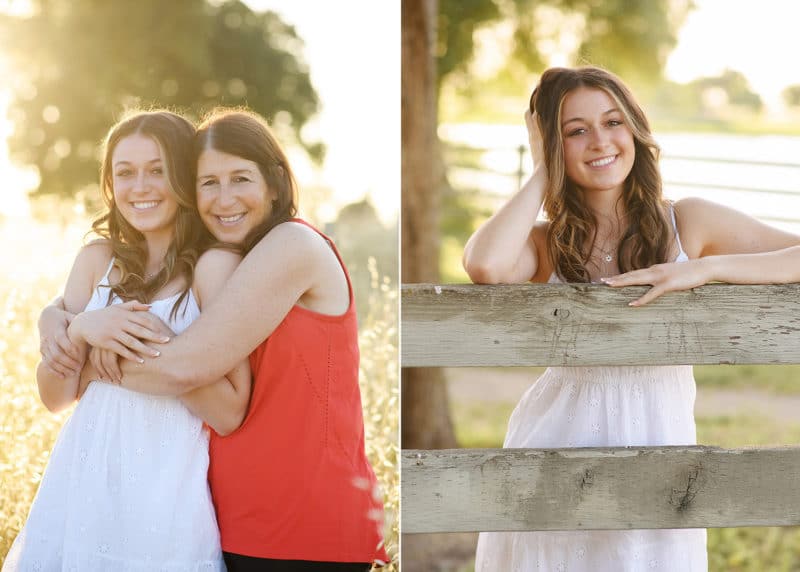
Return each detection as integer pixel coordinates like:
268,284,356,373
401,283,800,533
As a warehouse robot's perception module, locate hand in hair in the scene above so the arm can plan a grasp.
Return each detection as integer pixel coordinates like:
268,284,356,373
525,110,546,177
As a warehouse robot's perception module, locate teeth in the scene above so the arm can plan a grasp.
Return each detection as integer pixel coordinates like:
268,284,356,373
218,214,245,223
132,201,159,209
589,155,616,167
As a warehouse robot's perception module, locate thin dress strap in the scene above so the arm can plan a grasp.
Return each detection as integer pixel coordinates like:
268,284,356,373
669,205,689,262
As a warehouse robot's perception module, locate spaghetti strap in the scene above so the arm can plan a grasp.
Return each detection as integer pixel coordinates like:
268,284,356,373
669,205,688,261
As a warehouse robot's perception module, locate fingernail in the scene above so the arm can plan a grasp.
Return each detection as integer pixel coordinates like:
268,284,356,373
152,350,160,357
138,358,144,364
161,337,170,343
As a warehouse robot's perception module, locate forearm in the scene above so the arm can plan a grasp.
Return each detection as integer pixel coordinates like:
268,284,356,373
704,246,800,284
463,171,546,282
36,361,80,412
180,362,250,436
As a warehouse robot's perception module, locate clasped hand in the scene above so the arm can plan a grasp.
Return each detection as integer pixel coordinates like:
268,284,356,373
40,300,174,384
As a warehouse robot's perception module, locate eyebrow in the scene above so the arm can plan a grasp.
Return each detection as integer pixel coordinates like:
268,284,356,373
113,158,162,168
561,108,621,128
197,168,255,179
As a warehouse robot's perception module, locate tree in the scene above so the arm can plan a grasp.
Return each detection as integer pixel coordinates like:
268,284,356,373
782,85,800,108
0,0,321,196
690,69,763,112
402,0,458,450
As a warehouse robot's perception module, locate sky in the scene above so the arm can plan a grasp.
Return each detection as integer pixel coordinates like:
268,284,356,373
665,0,800,113
244,0,400,224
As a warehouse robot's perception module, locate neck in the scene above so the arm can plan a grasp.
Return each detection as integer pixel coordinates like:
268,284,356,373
583,186,626,240
143,229,173,274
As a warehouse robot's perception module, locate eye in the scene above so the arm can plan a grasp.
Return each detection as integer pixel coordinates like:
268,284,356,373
115,169,132,177
566,128,586,137
150,166,164,175
199,179,217,187
233,176,251,183
607,119,623,127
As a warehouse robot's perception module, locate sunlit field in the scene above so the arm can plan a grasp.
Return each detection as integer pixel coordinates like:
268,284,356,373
0,211,399,570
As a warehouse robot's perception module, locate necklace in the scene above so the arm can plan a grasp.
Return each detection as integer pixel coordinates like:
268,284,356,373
594,243,614,263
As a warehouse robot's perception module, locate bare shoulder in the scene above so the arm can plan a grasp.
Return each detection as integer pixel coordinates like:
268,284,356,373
673,196,725,220
193,248,244,309
250,220,329,263
196,248,243,275
76,239,113,281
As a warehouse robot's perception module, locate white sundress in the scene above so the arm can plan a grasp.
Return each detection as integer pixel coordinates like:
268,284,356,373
4,261,223,572
475,211,708,572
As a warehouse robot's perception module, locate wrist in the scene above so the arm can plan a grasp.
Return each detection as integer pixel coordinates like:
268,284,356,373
697,256,718,283
67,313,86,345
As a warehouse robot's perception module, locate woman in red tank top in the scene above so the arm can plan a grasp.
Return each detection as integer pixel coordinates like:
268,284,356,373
55,109,390,571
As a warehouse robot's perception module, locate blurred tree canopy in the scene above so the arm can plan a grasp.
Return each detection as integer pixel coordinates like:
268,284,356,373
783,85,800,108
0,0,321,196
438,0,691,93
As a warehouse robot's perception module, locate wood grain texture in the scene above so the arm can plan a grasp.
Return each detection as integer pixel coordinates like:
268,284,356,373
401,283,800,367
402,446,800,533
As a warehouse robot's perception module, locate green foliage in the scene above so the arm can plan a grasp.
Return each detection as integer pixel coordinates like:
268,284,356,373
328,199,398,324
438,0,689,91
437,0,503,85
0,0,320,196
783,85,800,108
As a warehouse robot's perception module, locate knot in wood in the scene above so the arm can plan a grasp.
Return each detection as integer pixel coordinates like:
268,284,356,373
553,308,571,319
670,467,701,511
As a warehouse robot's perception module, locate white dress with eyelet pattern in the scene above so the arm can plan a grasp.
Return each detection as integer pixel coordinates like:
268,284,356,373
3,261,223,572
474,213,707,572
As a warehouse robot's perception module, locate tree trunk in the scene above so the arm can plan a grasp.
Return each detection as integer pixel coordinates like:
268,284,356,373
401,0,457,450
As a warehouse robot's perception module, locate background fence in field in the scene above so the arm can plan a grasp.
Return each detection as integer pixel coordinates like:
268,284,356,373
442,132,800,235
401,283,800,533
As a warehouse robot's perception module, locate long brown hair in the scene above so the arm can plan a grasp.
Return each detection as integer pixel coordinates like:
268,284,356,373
91,109,203,317
194,108,298,254
530,66,672,282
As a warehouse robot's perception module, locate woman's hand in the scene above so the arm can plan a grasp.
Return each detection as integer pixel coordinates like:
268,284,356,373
38,299,83,378
525,110,546,177
602,259,712,306
88,347,123,384
68,301,172,362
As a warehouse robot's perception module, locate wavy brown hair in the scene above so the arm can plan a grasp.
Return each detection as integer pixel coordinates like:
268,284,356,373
194,107,298,254
91,109,204,318
530,66,672,282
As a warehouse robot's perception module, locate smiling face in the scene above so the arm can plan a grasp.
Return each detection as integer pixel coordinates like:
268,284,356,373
196,148,276,244
560,87,635,196
111,133,179,240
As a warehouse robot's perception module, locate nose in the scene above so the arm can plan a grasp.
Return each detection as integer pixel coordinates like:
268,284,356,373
589,127,611,149
218,182,237,209
132,171,148,193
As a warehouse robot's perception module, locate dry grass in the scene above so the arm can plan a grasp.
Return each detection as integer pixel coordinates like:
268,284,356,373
0,216,399,569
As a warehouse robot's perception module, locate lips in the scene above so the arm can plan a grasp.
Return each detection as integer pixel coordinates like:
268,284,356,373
130,201,161,210
215,213,246,226
587,155,618,168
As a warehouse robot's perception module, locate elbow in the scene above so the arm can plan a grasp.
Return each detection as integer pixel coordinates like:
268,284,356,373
213,408,247,437
463,259,506,285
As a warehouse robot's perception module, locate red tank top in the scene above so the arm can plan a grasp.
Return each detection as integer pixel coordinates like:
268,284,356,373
208,220,388,564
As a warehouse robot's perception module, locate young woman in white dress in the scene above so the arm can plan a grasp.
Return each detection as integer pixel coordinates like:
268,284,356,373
463,66,799,572
4,110,250,571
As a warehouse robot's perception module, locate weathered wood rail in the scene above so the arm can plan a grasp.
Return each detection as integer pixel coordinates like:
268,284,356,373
401,283,800,533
